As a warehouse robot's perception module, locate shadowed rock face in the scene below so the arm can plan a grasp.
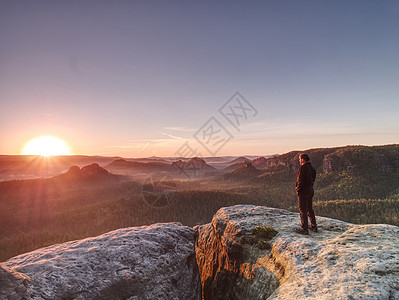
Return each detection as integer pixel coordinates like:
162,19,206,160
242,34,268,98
3,223,201,300
195,205,399,300
195,207,282,300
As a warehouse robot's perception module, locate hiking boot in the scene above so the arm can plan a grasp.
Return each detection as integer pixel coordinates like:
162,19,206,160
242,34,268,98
309,226,318,233
295,228,309,235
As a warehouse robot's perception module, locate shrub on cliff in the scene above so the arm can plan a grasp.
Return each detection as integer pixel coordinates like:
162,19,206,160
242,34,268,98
252,225,278,240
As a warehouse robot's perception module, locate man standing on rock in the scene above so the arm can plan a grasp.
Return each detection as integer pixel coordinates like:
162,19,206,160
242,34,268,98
295,153,317,235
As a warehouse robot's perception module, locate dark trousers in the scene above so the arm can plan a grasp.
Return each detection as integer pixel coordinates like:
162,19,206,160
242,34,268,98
298,190,316,230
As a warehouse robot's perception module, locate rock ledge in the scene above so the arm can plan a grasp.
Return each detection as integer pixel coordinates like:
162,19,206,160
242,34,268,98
195,205,399,299
3,223,201,300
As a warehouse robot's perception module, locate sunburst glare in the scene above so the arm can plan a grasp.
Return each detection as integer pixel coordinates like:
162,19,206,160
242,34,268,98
22,136,71,157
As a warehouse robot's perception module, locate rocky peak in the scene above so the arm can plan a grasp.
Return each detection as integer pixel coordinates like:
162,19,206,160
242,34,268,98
252,157,267,168
171,157,216,171
228,157,250,165
81,163,109,175
61,163,115,182
225,163,262,180
65,165,81,176
187,157,208,169
171,159,185,168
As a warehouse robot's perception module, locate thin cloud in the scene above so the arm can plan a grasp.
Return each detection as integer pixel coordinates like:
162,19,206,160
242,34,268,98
163,126,195,132
160,132,186,140
142,142,149,151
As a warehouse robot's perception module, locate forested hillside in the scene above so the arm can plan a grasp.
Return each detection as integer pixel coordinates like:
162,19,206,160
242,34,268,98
255,144,399,200
1,144,398,261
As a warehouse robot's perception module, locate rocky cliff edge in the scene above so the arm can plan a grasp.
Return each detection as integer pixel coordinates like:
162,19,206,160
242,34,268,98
195,205,399,299
2,223,201,300
1,205,399,299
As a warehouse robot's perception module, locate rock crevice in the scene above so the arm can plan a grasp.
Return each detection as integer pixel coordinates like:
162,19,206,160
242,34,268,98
2,205,399,299
195,205,399,299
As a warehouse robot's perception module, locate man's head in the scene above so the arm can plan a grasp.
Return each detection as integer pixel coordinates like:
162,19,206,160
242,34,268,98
299,153,310,165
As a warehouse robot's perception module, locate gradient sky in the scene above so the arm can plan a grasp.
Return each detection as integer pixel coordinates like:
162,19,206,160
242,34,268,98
1,0,398,157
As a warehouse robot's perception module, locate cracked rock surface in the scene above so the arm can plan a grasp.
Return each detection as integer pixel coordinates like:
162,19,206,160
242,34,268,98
3,223,201,300
2,205,399,299
0,264,31,300
195,205,399,300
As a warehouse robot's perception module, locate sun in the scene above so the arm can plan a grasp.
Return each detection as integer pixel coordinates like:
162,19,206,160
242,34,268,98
22,136,72,157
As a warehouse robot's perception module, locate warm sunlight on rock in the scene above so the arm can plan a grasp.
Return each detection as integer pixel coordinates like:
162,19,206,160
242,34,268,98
21,136,71,156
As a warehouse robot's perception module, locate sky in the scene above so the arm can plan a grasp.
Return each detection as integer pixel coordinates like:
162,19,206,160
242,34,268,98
1,0,398,157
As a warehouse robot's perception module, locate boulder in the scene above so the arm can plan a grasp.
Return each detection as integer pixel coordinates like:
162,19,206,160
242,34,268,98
0,264,31,300
4,223,201,300
195,205,399,299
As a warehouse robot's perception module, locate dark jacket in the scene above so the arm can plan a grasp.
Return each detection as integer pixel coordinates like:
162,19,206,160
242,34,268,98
295,162,316,195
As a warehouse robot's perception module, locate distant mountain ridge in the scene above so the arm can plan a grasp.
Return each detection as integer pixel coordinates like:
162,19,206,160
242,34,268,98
55,163,125,183
1,145,398,267
171,157,216,171
227,156,250,164
106,159,171,173
252,157,268,169
224,162,263,180
0,145,397,182
259,144,399,173
0,155,121,181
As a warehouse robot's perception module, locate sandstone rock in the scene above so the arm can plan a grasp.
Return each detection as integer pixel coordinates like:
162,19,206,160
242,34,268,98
4,223,201,300
4,205,399,299
0,264,31,299
322,155,335,173
195,205,399,299
252,157,267,169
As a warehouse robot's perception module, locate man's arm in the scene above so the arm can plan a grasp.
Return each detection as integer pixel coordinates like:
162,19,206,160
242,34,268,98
296,165,305,193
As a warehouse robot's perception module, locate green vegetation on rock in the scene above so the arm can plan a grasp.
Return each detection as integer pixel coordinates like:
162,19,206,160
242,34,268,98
252,225,278,240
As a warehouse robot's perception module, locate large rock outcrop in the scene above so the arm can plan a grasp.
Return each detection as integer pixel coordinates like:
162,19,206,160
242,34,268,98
2,205,399,299
195,205,399,299
0,264,31,299
3,223,201,299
